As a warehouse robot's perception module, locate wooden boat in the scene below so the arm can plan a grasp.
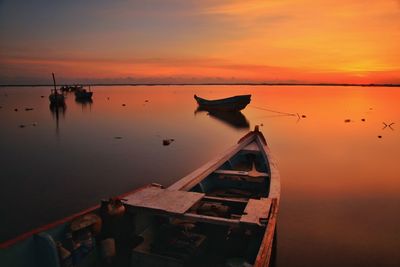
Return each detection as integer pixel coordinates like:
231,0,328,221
194,94,251,112
49,73,65,105
0,126,280,267
49,92,65,105
75,87,93,100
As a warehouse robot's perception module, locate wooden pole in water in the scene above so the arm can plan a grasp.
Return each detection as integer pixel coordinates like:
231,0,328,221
52,73,57,95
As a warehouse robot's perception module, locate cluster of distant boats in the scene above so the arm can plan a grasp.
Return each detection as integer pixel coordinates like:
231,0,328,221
49,73,93,107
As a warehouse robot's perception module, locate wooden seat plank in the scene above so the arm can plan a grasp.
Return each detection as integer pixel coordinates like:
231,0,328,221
124,187,204,215
214,169,269,178
240,198,272,226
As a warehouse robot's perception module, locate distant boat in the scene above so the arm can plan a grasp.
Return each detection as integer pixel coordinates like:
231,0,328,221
75,87,93,100
0,126,280,267
194,94,251,112
49,73,65,105
49,92,65,105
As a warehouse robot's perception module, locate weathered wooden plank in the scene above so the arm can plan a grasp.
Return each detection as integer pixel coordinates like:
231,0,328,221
203,195,248,204
124,187,204,215
214,169,269,178
254,198,278,267
182,213,240,227
242,142,260,152
240,198,271,226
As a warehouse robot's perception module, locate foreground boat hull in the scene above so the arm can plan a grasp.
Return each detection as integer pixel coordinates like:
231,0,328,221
1,126,279,267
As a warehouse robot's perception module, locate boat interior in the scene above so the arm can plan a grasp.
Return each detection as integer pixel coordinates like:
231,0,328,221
190,145,270,199
121,144,273,267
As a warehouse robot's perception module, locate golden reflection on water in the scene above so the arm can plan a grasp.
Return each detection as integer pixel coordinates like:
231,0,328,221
0,85,399,266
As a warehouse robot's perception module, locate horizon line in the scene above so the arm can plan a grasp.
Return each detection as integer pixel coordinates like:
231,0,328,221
0,82,399,88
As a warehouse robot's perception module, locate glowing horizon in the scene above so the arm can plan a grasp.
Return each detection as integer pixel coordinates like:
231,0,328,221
1,0,399,84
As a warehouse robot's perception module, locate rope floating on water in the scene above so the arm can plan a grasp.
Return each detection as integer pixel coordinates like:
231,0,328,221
249,105,296,116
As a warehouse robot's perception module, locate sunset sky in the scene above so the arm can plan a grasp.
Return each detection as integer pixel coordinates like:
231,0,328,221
0,0,399,84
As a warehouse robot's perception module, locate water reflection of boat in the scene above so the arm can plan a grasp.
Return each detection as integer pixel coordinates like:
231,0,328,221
50,102,66,135
0,127,280,267
196,107,250,129
75,98,93,105
194,94,251,112
49,102,66,114
75,97,93,112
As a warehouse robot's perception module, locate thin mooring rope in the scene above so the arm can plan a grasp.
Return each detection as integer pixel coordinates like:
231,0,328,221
249,105,296,116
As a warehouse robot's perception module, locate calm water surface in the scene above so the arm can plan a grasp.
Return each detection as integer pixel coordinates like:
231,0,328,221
0,85,399,266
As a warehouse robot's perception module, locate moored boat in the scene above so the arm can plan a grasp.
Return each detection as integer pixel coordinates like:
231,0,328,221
194,94,251,112
49,92,65,105
75,87,93,100
0,126,280,267
49,73,65,105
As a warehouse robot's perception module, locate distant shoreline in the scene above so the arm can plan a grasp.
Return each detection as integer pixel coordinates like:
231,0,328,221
0,83,399,87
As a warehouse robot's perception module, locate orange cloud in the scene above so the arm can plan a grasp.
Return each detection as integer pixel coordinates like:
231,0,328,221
1,0,399,84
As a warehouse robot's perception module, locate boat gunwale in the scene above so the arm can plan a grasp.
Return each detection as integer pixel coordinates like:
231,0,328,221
168,130,257,191
0,186,151,249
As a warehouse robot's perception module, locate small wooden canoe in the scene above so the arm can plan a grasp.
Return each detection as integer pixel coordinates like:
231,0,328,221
194,94,251,112
0,126,280,267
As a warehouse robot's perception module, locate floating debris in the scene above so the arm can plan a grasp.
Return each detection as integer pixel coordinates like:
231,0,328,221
260,123,264,126
114,136,123,139
163,139,175,146
122,104,126,106
301,115,306,118
361,118,366,122
344,119,351,123
107,97,110,100
369,108,373,110
383,122,395,127
40,96,45,98
25,108,34,111
383,122,395,130
145,100,149,102
19,124,26,128
14,108,18,112
378,135,382,139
